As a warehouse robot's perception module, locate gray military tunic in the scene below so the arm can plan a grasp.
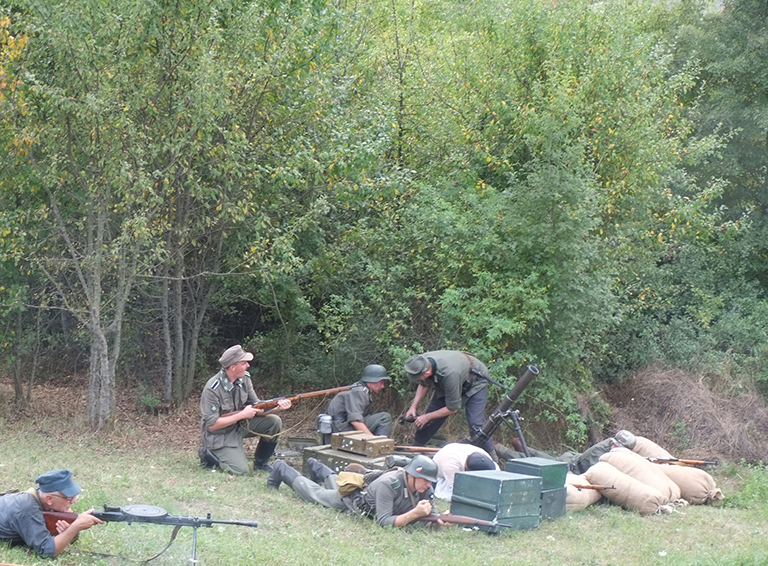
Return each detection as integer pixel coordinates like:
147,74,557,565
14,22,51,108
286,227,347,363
0,490,56,557
288,469,434,528
199,369,282,474
350,469,435,527
325,381,392,436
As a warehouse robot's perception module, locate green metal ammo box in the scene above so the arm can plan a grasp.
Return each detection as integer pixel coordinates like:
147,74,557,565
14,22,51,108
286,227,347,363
505,457,568,490
506,457,568,520
450,470,542,533
540,487,567,519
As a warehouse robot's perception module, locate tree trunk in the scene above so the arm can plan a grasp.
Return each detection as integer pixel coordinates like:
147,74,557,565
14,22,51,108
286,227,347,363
161,272,173,404
12,309,24,403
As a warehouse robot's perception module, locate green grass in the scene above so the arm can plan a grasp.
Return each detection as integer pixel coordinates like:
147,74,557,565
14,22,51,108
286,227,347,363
1,425,767,566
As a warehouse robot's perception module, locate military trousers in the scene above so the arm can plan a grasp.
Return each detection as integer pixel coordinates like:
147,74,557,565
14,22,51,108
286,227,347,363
290,474,346,510
212,414,282,475
414,387,493,455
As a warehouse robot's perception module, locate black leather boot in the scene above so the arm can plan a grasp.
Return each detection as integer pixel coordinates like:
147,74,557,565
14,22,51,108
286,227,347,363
198,447,222,470
267,460,300,489
253,439,279,471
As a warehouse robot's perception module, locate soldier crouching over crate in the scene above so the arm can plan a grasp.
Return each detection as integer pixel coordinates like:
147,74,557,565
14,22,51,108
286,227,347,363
325,364,392,437
267,456,442,528
403,351,495,456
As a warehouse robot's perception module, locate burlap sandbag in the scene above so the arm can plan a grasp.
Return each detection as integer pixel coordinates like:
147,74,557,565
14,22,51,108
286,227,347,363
599,447,681,502
654,465,724,504
585,461,670,515
632,436,675,459
565,472,602,512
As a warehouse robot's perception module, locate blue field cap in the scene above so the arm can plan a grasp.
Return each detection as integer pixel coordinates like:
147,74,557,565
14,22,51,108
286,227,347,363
35,469,81,497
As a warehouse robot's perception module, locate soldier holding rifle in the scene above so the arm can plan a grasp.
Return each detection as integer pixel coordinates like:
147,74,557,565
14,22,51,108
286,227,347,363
267,455,442,528
404,350,494,456
199,345,292,474
0,469,103,558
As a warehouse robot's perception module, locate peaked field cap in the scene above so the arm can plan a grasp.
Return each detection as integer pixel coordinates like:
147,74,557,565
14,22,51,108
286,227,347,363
36,469,81,497
219,345,254,368
403,354,429,377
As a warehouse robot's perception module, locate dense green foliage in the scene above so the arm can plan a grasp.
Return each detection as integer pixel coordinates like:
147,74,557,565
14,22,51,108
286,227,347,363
1,0,767,441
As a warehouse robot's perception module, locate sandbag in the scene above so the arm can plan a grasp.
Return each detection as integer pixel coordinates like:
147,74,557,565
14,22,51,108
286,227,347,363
585,461,671,515
599,447,681,503
632,436,675,459
654,464,724,505
565,472,602,512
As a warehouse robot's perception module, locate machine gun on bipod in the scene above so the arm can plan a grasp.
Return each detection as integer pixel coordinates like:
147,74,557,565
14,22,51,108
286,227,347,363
468,365,539,456
44,504,258,562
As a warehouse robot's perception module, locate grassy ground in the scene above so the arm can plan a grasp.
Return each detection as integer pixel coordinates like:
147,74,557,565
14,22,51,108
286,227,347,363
1,423,766,566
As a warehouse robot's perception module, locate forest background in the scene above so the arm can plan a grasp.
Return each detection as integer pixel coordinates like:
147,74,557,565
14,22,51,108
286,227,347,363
1,0,767,456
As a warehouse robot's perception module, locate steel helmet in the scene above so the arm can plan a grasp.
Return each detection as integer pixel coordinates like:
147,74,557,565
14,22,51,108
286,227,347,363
612,430,637,450
360,364,390,383
404,455,438,482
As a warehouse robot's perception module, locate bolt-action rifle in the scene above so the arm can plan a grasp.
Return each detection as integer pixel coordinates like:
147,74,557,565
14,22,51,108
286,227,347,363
418,513,498,529
570,484,616,491
647,457,718,468
393,445,440,454
43,504,257,562
225,385,352,415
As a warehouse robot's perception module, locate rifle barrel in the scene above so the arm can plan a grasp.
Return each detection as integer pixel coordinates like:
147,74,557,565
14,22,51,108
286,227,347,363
253,385,352,410
393,446,440,453
647,458,718,468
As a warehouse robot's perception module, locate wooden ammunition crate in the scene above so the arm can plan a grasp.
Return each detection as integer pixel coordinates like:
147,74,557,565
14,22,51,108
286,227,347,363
330,432,394,456
364,437,395,456
506,457,568,490
330,431,367,451
450,470,542,532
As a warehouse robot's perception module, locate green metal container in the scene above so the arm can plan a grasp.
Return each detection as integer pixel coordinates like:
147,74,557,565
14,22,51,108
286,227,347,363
450,470,542,532
540,487,567,520
506,457,568,490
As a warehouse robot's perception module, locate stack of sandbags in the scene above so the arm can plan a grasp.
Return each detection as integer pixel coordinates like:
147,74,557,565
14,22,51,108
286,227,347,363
654,465,724,505
631,436,724,504
585,461,675,515
599,446,682,503
565,472,603,512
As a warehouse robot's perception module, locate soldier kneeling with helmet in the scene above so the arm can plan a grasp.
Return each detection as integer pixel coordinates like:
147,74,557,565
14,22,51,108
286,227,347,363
324,364,393,437
267,455,442,528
